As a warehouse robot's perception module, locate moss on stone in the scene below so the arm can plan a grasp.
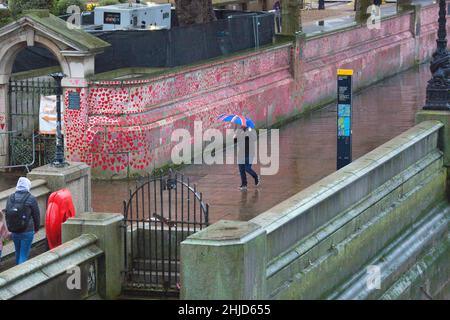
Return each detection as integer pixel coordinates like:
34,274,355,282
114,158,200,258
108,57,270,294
11,66,61,80
22,11,110,51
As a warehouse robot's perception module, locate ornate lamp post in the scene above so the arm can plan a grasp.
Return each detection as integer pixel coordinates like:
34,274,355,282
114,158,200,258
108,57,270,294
49,72,67,167
423,0,450,110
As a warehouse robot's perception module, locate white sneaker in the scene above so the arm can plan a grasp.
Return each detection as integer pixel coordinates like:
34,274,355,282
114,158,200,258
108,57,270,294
255,175,261,187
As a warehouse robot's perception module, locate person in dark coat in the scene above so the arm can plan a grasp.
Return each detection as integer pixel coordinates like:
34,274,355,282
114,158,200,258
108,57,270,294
234,125,261,191
5,177,40,265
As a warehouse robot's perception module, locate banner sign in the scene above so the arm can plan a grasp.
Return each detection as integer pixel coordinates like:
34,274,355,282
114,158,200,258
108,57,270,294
337,69,353,170
39,95,59,135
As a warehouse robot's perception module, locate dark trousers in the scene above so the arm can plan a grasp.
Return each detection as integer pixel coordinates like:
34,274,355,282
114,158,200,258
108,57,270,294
239,159,258,186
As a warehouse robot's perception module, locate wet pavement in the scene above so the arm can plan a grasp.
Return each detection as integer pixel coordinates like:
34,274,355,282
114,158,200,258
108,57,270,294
302,3,397,36
92,64,430,222
0,65,431,222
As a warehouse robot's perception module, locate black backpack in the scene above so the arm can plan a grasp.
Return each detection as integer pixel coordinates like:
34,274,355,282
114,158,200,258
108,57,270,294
5,193,32,233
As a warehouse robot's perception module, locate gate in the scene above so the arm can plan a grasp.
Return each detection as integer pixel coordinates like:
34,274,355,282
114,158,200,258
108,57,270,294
122,170,209,296
7,78,57,170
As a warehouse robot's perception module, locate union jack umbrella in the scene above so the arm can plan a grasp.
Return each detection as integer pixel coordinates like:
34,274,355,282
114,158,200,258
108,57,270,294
217,114,255,129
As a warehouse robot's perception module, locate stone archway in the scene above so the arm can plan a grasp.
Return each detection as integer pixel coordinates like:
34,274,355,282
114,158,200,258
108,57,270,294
0,35,71,80
0,10,109,168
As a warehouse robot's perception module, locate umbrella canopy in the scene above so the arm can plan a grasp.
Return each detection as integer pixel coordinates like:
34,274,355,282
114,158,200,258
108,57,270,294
217,114,255,129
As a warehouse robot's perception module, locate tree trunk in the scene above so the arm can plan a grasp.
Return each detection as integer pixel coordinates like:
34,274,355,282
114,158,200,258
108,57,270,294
355,0,372,23
175,0,217,26
281,0,302,35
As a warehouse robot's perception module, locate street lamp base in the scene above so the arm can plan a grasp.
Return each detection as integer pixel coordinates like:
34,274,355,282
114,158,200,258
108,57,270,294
423,85,450,110
52,161,69,168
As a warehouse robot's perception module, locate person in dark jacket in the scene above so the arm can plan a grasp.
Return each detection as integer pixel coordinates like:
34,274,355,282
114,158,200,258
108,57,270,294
5,177,40,265
234,125,261,191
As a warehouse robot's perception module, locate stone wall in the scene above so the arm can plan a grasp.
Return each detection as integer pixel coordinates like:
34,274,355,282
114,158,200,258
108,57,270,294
180,120,450,299
66,45,293,179
0,212,124,300
27,162,92,215
62,1,450,179
0,234,102,300
62,212,124,299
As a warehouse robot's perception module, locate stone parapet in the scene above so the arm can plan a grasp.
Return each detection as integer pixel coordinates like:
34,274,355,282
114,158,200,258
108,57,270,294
0,234,102,300
62,212,123,300
27,162,92,215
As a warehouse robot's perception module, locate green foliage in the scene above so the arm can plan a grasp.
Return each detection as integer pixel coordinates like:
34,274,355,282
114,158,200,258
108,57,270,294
8,0,54,17
52,0,86,16
0,9,12,27
98,0,119,6
150,162,186,177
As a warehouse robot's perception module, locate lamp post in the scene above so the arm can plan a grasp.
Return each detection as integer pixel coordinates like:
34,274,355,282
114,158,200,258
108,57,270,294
318,0,325,10
49,72,67,168
423,0,450,110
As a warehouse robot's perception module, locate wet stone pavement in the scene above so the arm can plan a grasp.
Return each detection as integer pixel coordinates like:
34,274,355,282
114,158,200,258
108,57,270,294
0,65,430,223
92,64,430,223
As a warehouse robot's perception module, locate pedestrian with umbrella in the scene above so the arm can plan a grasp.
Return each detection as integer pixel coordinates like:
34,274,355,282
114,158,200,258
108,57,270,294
217,114,261,191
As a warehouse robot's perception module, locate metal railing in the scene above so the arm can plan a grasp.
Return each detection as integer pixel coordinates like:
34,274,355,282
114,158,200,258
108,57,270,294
0,131,36,172
6,78,58,171
122,170,209,295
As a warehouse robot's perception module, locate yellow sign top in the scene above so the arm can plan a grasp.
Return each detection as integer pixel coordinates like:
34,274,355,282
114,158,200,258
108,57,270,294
337,69,354,76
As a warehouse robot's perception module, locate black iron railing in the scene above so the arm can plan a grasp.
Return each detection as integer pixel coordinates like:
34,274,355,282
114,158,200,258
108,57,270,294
122,170,209,295
7,79,58,170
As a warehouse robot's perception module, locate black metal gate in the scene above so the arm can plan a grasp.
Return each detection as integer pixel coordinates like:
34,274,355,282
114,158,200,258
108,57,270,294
8,78,58,170
122,170,209,296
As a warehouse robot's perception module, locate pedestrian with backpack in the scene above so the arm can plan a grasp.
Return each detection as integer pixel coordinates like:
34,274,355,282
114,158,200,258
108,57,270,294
4,177,40,265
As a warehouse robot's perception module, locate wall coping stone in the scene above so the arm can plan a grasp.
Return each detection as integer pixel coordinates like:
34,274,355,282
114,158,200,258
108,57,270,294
0,234,101,300
65,212,123,226
183,220,266,246
251,120,443,234
27,162,90,185
89,43,292,86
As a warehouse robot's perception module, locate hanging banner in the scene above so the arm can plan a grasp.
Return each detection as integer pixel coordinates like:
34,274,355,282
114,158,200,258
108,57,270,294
39,95,58,135
336,69,353,170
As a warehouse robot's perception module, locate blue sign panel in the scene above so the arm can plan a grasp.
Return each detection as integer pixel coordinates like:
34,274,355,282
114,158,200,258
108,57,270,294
337,70,353,170
68,92,81,110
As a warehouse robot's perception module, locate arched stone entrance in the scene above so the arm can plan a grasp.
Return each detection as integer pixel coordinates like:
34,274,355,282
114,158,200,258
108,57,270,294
0,10,109,168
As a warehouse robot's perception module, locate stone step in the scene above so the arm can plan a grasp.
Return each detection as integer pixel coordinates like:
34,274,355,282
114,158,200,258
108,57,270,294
132,258,180,271
120,287,179,300
128,269,180,286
